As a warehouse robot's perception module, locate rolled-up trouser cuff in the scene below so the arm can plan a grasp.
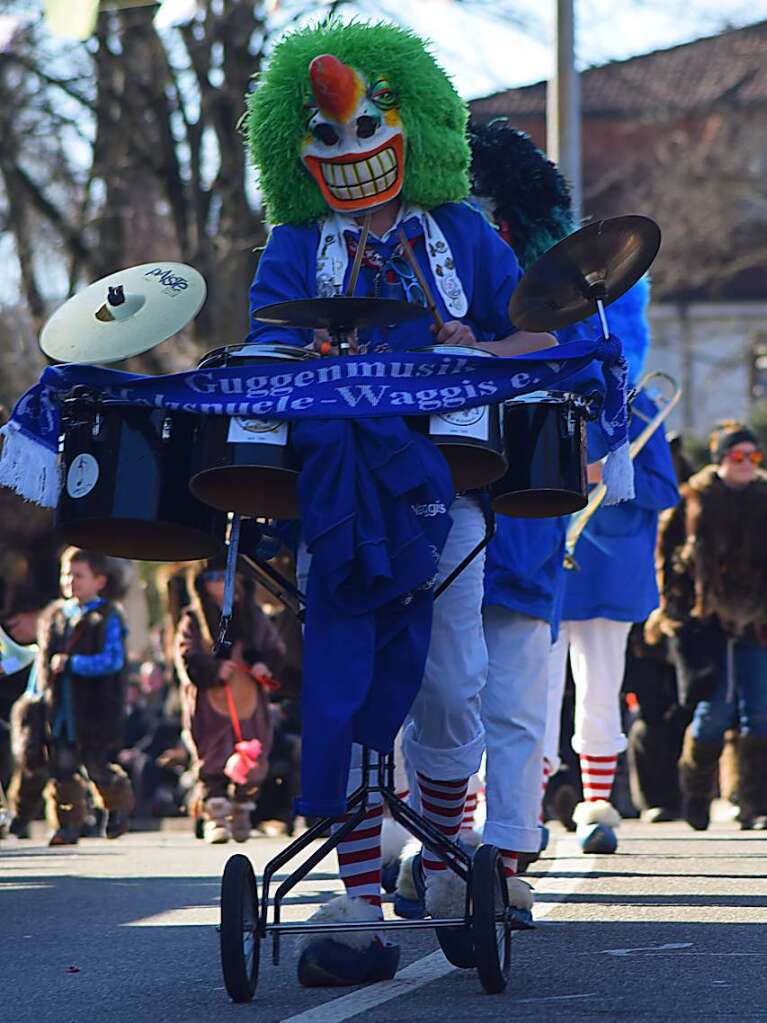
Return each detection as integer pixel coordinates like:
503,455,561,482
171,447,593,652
482,821,541,854
572,735,628,757
403,725,485,782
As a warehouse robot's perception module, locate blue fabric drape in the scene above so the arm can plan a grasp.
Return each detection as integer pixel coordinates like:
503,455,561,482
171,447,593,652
292,416,454,816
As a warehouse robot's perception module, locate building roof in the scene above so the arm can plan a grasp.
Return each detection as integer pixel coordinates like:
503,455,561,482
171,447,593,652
470,18,767,121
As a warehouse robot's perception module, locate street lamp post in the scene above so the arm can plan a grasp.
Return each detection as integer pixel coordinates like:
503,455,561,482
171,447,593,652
547,0,582,224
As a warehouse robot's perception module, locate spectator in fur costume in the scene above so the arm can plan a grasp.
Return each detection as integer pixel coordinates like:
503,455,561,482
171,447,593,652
649,421,767,831
38,548,134,845
173,555,284,844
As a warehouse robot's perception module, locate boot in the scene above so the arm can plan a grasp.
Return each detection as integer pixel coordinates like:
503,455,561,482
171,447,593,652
735,735,767,830
203,796,232,844
93,773,135,840
230,801,254,843
45,776,87,844
678,730,722,832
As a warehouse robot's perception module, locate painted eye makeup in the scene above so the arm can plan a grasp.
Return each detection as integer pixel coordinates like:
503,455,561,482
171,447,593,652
369,79,398,110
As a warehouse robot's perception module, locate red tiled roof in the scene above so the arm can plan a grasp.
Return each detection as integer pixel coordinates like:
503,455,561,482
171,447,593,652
470,19,767,121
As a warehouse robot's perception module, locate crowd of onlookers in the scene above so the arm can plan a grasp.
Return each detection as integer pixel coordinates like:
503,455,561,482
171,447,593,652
0,534,303,845
1,422,766,845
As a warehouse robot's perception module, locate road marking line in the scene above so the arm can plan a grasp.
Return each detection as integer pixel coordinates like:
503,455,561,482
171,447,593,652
278,834,589,1023
599,942,693,957
514,993,597,1004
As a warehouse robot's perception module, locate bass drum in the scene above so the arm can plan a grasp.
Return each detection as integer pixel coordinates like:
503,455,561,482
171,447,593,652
57,394,224,561
190,344,319,519
491,392,589,518
410,345,507,491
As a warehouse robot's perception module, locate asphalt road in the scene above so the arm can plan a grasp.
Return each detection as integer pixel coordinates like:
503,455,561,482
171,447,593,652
3,816,767,1023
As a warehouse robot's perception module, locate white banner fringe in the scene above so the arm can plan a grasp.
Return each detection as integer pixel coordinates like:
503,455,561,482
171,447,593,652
0,421,60,508
602,439,635,506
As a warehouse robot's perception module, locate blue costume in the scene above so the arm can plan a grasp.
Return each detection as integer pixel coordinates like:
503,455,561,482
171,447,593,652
248,202,522,816
248,202,520,352
560,391,680,623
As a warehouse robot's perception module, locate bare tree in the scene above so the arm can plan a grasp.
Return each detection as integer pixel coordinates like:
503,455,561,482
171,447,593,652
0,0,274,393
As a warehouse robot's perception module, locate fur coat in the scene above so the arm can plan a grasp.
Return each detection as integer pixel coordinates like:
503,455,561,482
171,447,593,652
653,464,767,640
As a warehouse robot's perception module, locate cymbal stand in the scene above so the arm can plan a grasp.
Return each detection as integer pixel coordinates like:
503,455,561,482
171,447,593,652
213,511,241,657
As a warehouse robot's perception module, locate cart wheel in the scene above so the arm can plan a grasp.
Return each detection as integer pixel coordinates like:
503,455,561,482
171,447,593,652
470,844,511,994
220,853,260,1002
194,817,204,840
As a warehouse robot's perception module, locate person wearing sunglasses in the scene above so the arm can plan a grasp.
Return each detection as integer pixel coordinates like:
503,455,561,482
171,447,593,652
651,421,767,831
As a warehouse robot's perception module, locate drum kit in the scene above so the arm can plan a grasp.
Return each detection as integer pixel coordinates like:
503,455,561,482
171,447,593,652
33,217,663,1002
40,216,661,565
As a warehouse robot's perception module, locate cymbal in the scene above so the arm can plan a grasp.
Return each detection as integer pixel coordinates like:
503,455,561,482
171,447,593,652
253,296,428,331
40,262,206,364
510,215,661,332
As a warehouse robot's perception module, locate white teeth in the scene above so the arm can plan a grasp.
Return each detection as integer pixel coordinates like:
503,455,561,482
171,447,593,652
320,147,398,200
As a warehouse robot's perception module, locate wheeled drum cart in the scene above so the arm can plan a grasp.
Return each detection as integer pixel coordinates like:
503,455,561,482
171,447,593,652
216,512,513,1002
219,750,512,1001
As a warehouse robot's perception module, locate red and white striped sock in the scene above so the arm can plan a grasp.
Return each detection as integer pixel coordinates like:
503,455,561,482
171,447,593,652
539,758,553,824
499,849,519,877
416,773,468,876
461,791,479,835
580,754,618,804
333,803,383,910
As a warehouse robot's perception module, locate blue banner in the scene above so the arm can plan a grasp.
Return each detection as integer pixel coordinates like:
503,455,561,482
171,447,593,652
0,335,633,507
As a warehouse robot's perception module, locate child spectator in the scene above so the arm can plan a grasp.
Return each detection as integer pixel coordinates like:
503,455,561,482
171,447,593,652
174,556,285,844
39,548,133,845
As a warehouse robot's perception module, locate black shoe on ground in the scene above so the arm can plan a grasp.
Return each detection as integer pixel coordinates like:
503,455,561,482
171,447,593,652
106,810,130,840
49,826,80,846
298,938,400,987
684,796,710,831
9,817,30,839
552,784,578,832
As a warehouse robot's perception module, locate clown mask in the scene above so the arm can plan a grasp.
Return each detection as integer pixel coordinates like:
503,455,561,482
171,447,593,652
302,54,405,214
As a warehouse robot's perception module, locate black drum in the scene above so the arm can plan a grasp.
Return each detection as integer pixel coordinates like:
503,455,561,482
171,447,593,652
190,344,318,519
491,391,590,518
57,393,223,562
410,345,507,491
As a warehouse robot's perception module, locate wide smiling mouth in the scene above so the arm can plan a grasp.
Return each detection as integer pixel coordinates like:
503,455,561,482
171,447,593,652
318,145,399,202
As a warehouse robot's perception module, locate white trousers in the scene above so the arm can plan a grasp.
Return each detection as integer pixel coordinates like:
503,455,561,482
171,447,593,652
481,606,550,853
402,496,488,780
299,496,488,795
545,618,631,773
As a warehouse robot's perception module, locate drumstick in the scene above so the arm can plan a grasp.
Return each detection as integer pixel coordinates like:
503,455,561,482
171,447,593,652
397,228,444,331
346,213,371,297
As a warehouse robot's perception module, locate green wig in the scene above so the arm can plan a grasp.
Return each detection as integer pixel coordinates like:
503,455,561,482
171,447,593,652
246,20,470,225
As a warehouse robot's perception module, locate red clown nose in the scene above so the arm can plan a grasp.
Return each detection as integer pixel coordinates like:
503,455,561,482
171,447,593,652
309,54,361,123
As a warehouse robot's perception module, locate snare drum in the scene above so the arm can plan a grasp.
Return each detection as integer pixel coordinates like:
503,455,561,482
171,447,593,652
491,391,589,518
57,393,223,561
410,345,507,491
190,344,319,519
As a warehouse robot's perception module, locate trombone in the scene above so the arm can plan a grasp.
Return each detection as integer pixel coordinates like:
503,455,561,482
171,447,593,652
563,371,682,570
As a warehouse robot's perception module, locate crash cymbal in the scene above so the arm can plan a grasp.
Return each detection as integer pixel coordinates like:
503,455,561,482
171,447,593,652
40,262,206,364
253,296,427,331
510,215,661,332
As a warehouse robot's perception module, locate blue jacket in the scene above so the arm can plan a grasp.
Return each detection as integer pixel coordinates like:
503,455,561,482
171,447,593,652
247,202,521,352
560,392,679,623
484,516,567,637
